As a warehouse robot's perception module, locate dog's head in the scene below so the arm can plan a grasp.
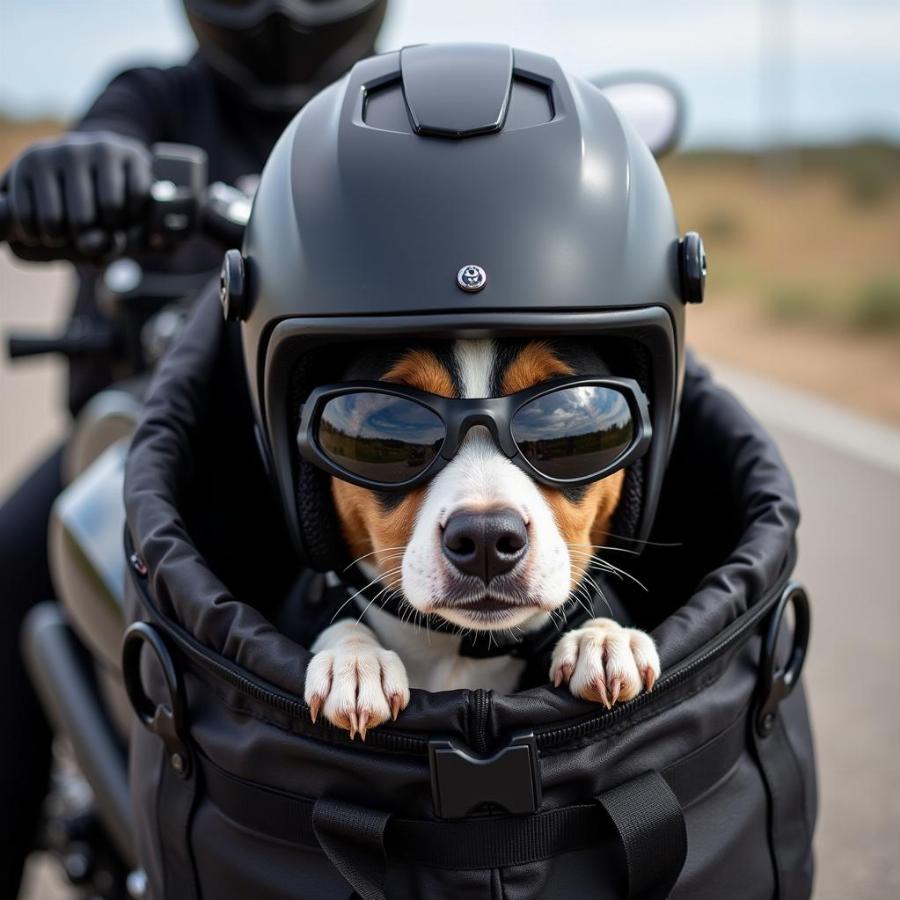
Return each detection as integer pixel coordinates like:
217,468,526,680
329,339,627,632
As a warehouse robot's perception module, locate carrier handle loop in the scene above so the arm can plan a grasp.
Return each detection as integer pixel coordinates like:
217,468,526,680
756,582,810,737
312,796,389,900
122,621,192,777
597,770,687,900
311,782,686,900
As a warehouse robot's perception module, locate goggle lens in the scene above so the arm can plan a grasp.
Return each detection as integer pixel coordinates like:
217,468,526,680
510,385,634,481
317,392,444,485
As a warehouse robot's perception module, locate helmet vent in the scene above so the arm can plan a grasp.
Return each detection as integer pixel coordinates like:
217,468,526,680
505,77,554,131
363,74,552,136
400,43,514,138
363,77,412,134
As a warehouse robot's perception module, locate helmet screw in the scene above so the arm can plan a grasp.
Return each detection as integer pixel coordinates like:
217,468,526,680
170,752,186,773
457,264,487,293
679,232,706,304
220,249,246,321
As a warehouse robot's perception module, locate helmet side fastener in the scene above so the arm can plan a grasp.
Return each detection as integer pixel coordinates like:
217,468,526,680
220,249,246,321
679,232,706,304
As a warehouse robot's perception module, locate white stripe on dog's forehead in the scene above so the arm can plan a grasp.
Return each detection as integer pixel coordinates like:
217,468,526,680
454,339,495,399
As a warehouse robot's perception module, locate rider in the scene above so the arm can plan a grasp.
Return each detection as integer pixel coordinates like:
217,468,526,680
0,1,387,892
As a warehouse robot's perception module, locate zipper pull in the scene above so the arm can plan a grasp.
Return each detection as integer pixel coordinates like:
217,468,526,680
129,552,148,578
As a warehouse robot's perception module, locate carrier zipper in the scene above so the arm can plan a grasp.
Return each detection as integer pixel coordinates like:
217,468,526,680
126,535,794,757
470,689,490,755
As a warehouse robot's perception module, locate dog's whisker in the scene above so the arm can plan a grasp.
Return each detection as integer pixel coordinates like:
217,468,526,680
355,586,392,624
342,546,407,571
581,576,614,617
565,542,641,557
329,566,405,623
588,558,648,593
568,567,613,618
590,530,682,549
355,577,406,625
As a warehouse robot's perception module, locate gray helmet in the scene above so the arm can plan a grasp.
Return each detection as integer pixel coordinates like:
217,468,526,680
221,43,706,567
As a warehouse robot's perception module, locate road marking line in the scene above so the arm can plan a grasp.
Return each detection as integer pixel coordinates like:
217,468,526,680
707,358,900,475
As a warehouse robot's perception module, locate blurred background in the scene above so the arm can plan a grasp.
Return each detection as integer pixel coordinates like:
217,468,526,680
1,2,898,899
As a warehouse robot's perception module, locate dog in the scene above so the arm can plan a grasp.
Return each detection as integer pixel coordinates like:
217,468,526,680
302,338,660,739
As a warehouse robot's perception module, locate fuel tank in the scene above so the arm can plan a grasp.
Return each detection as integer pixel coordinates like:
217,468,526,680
49,385,144,738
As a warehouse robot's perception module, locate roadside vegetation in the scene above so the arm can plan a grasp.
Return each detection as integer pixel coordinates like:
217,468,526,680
662,142,900,339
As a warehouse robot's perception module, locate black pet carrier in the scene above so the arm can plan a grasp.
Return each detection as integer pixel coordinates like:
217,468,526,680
121,290,817,900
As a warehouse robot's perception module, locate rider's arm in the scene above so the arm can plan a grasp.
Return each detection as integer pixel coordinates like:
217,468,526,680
74,65,183,144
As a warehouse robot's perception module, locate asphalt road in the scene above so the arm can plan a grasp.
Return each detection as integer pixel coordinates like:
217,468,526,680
2,252,899,900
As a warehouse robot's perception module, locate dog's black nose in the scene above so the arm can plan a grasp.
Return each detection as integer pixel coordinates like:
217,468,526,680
442,509,528,582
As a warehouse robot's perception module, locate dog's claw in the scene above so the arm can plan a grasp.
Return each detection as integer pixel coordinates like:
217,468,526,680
599,685,611,709
348,709,359,740
358,709,370,741
390,693,403,721
609,677,621,706
308,695,322,724
641,666,657,692
553,662,574,687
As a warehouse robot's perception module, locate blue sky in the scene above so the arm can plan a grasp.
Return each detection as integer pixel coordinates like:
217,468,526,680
1,0,898,148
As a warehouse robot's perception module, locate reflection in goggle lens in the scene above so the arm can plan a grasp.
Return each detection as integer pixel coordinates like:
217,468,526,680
511,385,634,480
317,392,444,484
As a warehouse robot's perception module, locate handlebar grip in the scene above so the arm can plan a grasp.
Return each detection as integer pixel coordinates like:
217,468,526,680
0,144,247,257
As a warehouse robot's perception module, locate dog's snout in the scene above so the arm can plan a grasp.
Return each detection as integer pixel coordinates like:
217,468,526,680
441,509,528,582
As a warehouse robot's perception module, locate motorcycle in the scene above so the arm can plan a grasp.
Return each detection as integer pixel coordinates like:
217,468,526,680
0,76,684,899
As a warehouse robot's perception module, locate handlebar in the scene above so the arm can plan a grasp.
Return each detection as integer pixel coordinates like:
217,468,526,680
0,194,10,239
0,143,249,259
8,319,116,361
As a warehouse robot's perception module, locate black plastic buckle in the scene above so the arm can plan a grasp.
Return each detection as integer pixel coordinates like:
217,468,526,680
756,582,811,737
428,732,542,819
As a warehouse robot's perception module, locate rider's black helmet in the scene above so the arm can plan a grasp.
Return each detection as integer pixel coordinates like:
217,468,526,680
182,0,387,113
226,44,705,569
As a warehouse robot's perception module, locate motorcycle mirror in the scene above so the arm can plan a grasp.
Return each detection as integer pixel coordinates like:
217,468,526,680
589,74,686,158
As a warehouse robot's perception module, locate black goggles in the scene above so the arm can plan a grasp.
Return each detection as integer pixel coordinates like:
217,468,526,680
297,376,652,491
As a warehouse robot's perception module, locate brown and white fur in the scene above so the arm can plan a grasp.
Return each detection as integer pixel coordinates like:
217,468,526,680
303,339,660,739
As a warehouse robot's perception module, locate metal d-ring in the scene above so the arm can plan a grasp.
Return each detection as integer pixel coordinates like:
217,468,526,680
756,582,811,737
122,622,192,776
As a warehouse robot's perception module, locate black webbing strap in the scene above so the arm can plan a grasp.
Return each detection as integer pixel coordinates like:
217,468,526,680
157,750,200,900
752,717,813,900
597,771,686,900
198,709,748,894
312,797,390,900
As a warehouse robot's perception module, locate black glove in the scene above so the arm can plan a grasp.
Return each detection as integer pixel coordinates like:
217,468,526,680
2,131,152,260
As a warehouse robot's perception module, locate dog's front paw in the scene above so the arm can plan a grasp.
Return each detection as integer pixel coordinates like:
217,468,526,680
304,622,410,740
550,618,660,708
